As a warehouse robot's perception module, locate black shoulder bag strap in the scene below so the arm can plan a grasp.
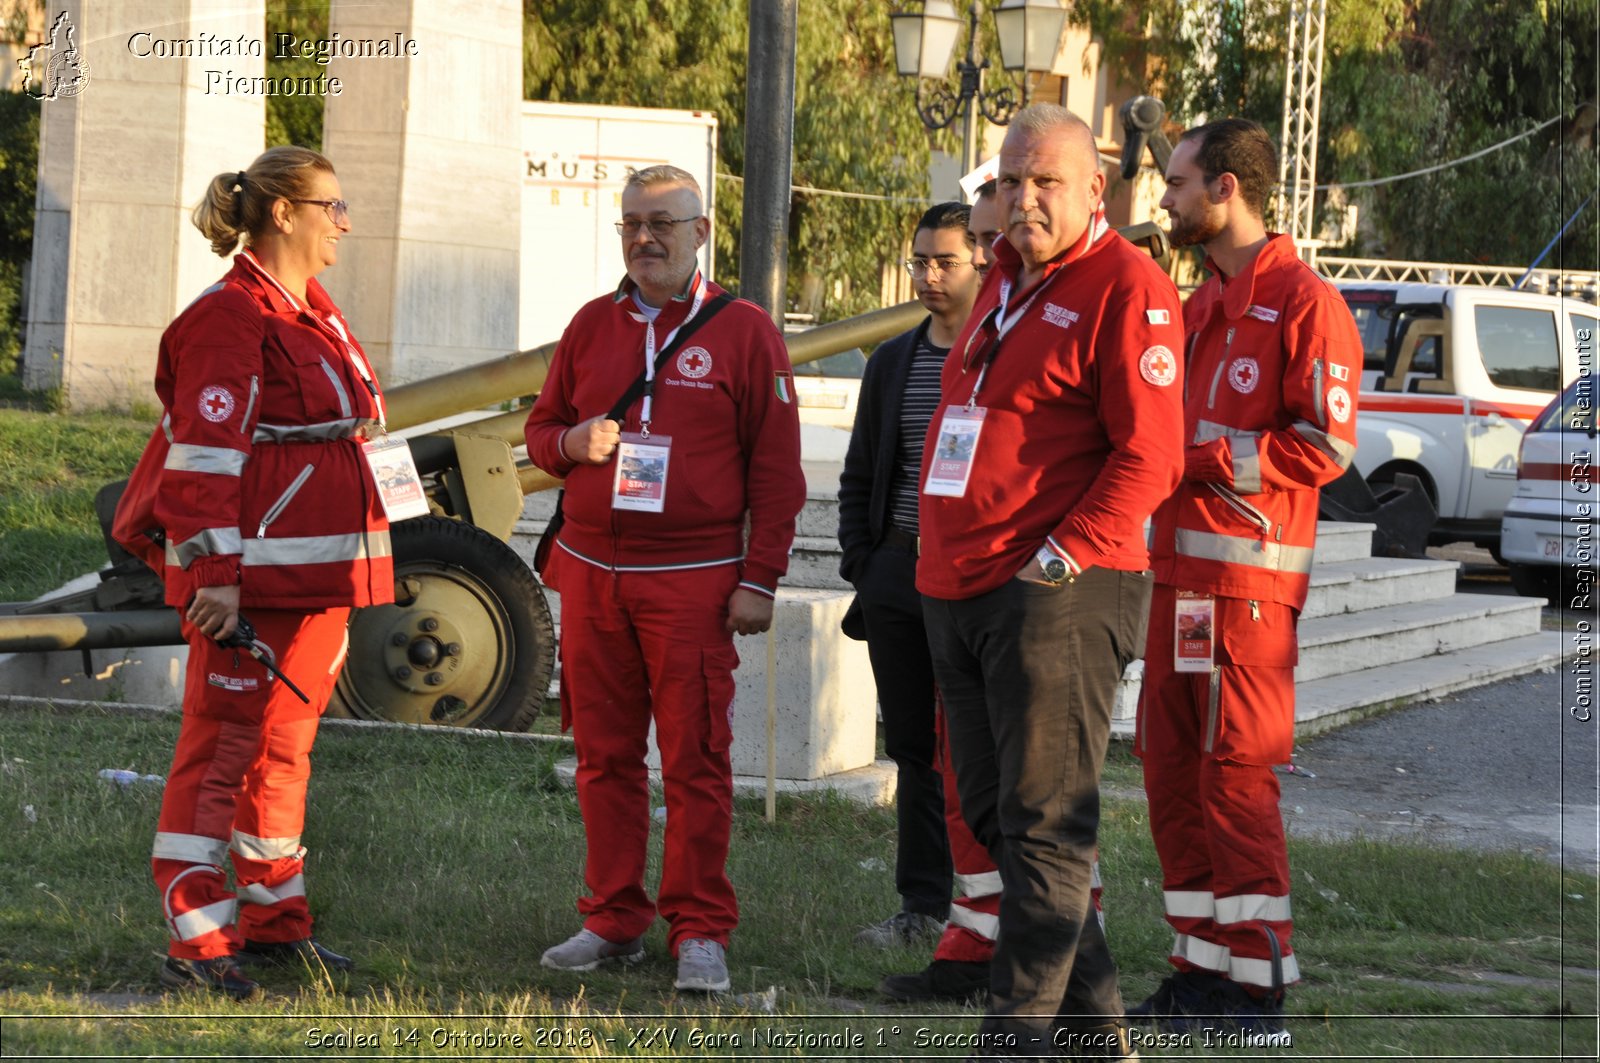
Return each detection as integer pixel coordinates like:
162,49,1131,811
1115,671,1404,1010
534,292,736,578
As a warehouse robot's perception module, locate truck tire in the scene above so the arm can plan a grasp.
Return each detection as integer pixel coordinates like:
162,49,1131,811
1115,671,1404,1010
1507,563,1558,601
330,516,555,732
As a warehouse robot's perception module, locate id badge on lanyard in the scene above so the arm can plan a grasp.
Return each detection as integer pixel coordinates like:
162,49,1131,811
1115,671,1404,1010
1175,591,1216,672
923,407,987,497
361,435,430,521
612,432,671,512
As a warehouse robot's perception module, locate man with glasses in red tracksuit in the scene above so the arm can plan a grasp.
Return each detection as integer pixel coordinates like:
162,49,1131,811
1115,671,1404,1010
1131,118,1362,1046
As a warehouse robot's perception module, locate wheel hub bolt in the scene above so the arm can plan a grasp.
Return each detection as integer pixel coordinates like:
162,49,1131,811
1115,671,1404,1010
444,641,462,657
420,618,439,633
390,632,409,646
395,666,412,680
425,671,444,686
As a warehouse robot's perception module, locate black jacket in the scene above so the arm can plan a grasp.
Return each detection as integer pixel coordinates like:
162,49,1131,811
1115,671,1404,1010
837,317,932,585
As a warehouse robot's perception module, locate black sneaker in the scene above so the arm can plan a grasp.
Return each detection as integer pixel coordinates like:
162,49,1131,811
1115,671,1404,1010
240,936,355,972
1127,968,1229,1021
878,959,990,1002
159,955,263,1001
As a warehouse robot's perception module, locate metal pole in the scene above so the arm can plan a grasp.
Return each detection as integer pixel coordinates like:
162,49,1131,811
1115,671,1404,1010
740,0,799,325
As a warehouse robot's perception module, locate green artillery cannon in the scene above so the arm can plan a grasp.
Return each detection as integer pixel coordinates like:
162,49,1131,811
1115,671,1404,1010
0,223,1170,732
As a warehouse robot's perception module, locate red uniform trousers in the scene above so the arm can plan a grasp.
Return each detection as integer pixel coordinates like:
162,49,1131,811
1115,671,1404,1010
1136,584,1299,990
931,703,1103,964
554,553,740,955
152,608,349,960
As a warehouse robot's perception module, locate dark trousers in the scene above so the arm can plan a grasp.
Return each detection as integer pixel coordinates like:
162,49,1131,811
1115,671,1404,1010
857,541,952,917
924,568,1152,1044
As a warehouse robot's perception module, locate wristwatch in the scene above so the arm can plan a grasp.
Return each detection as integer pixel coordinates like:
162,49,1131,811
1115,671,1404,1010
1035,545,1070,585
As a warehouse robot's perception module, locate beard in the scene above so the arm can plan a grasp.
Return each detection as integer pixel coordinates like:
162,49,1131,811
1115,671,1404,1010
1166,209,1226,248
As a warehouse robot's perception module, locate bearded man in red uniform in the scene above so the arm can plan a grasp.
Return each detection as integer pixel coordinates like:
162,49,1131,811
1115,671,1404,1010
524,165,804,993
1131,118,1362,1045
918,105,1186,1059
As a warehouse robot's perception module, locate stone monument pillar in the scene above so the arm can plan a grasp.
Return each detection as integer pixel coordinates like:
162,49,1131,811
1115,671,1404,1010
319,0,522,385
22,1,265,408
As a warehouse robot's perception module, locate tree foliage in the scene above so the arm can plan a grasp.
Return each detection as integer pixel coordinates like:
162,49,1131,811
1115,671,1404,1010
1080,0,1598,271
0,91,39,379
525,0,941,320
264,0,329,150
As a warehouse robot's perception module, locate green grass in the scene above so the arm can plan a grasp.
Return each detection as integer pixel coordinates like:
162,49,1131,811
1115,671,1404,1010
0,702,1595,1059
0,408,153,602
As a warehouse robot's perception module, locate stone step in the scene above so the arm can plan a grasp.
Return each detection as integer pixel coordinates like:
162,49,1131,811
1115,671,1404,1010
1302,555,1459,619
1294,593,1545,683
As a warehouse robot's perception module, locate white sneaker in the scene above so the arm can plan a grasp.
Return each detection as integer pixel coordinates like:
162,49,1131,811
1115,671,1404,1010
539,928,645,971
674,937,730,992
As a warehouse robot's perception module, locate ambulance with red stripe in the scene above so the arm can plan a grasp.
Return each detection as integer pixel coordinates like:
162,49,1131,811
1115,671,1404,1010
1339,282,1598,554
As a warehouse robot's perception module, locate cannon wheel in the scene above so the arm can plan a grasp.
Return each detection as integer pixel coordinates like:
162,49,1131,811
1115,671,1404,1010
330,517,554,731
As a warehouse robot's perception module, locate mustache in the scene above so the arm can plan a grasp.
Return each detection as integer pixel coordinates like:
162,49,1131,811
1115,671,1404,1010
1008,210,1047,227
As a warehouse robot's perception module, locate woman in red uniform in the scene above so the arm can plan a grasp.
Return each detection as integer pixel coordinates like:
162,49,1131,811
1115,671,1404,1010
116,146,392,999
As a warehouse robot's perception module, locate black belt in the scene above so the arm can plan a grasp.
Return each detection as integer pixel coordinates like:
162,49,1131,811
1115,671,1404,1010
882,525,920,556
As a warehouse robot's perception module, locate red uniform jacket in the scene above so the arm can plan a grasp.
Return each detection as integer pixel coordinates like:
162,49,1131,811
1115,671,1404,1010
1149,234,1362,610
115,253,393,611
916,227,1187,599
523,275,804,597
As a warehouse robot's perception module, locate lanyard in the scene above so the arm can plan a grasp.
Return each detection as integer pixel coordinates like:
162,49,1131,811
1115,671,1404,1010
238,250,385,430
639,272,706,433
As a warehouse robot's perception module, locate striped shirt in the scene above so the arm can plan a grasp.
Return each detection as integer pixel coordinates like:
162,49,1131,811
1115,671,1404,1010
888,337,950,534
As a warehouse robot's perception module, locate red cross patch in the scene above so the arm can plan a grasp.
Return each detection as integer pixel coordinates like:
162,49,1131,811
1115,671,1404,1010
198,385,235,423
676,346,712,380
1328,385,1352,423
1228,357,1260,394
1139,345,1177,387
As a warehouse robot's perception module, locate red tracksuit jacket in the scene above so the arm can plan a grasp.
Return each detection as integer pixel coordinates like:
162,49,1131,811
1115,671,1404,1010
116,252,392,611
1150,234,1362,610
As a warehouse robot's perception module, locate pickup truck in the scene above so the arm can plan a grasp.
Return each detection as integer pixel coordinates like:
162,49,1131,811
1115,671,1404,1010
1338,282,1599,553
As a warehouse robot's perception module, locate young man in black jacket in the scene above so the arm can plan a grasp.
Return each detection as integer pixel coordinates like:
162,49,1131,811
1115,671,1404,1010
837,202,985,976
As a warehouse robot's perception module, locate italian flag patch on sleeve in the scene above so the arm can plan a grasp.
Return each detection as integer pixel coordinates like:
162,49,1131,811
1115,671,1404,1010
774,369,794,404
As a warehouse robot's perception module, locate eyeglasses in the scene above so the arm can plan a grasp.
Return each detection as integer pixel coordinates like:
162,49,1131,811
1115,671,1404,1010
615,215,703,238
904,256,974,279
293,198,349,224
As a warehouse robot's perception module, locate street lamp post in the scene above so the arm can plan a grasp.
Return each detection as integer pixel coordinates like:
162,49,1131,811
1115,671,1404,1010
891,0,1069,177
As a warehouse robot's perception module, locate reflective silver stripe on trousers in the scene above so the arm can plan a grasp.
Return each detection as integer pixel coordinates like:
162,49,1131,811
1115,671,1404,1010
243,530,392,567
1163,890,1215,918
153,831,229,866
1231,435,1262,494
239,873,307,907
1170,932,1229,973
1291,420,1356,468
1232,951,1300,988
954,870,1002,897
164,443,247,476
168,526,246,567
1174,528,1315,575
231,830,304,862
1215,892,1293,924
253,417,370,444
949,905,1000,940
171,896,237,942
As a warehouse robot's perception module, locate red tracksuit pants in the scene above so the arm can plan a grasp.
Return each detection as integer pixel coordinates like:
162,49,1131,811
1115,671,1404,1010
554,554,740,955
151,608,349,960
931,703,1102,964
1135,584,1299,990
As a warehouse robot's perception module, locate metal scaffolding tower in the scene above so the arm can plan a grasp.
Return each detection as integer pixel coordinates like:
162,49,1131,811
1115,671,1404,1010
1276,0,1328,266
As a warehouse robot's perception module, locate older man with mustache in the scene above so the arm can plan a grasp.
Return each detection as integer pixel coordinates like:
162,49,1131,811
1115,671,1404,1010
916,106,1186,1059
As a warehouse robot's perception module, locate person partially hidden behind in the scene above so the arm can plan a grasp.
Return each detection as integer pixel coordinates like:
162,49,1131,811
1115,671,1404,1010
1131,117,1362,1045
525,165,805,993
115,146,391,999
838,202,990,994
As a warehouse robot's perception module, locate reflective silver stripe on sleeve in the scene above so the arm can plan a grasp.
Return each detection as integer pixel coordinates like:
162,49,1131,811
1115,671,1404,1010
1171,932,1229,973
1215,893,1293,924
1292,420,1356,468
1163,890,1216,918
152,831,229,866
1174,528,1315,575
1194,419,1259,444
161,413,173,442
1312,358,1326,427
231,830,304,862
243,529,393,567
169,526,245,567
954,870,1003,897
239,873,307,907
171,897,237,942
164,443,247,476
318,357,353,418
253,417,369,444
949,905,1000,941
1231,435,1262,494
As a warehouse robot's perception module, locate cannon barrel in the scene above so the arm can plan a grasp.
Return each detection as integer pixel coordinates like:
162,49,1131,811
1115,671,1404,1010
0,609,183,653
